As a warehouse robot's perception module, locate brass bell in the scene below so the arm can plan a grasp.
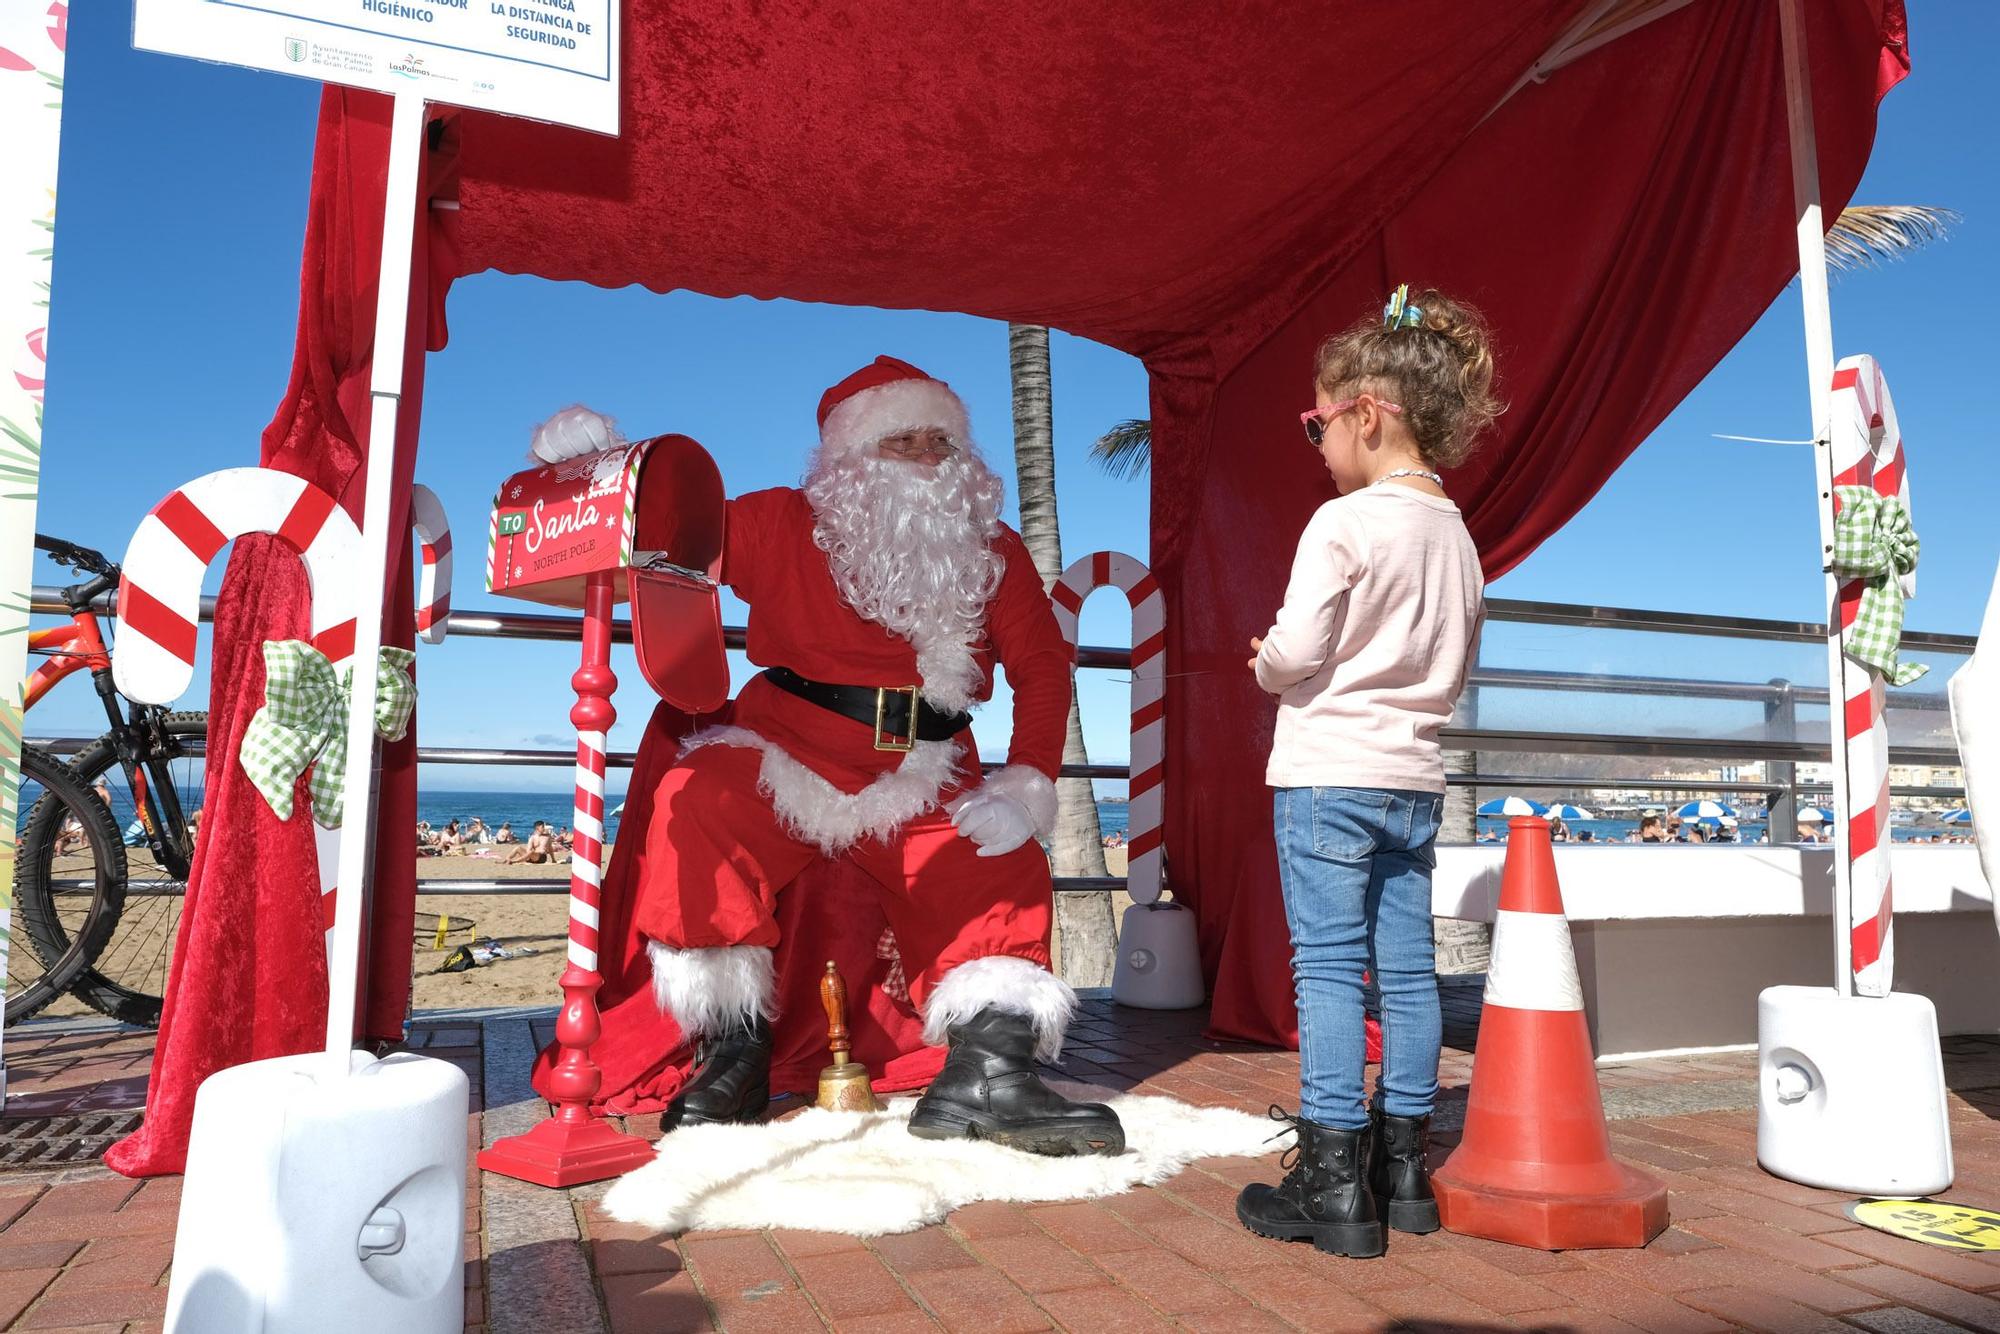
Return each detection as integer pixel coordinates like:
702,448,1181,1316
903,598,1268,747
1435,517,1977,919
815,960,883,1113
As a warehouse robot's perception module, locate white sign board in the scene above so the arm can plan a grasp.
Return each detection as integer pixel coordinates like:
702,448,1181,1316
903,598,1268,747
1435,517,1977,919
134,0,618,135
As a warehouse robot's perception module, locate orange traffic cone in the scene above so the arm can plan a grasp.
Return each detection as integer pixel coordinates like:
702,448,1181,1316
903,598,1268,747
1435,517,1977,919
1431,816,1669,1249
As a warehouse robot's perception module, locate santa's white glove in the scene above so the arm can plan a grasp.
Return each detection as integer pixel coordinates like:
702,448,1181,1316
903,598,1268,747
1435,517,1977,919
947,789,1038,858
529,405,625,464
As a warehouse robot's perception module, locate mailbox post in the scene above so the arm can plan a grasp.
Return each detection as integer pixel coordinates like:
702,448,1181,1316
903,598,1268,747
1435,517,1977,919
477,436,727,1187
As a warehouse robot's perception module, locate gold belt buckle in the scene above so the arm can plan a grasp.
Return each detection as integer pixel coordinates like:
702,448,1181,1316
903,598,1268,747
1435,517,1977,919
873,685,920,752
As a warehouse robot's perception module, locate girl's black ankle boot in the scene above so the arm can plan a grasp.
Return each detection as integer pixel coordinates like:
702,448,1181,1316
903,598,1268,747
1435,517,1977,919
1369,1108,1441,1233
1235,1110,1387,1258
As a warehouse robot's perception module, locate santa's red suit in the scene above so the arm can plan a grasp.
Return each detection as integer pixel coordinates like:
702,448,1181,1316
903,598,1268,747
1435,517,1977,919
535,357,1122,1154
636,362,1088,1064
634,484,1070,1024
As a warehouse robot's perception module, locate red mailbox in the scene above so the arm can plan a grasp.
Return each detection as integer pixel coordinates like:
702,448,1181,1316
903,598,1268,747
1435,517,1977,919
486,434,728,713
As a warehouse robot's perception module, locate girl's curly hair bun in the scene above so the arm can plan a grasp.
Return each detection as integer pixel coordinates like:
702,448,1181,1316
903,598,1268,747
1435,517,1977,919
1314,288,1504,469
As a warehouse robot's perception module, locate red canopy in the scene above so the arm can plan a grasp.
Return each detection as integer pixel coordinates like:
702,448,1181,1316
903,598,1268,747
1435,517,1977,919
275,1,1906,1047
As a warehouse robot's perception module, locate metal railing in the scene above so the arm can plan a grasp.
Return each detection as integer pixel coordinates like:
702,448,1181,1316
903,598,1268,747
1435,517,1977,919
29,586,1973,874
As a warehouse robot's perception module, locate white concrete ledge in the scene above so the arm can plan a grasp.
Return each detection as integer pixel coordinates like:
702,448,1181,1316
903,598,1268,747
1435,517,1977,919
1432,847,1999,1060
1434,845,1990,923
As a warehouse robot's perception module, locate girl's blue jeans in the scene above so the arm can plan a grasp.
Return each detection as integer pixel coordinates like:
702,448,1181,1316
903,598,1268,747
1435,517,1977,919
1273,786,1444,1131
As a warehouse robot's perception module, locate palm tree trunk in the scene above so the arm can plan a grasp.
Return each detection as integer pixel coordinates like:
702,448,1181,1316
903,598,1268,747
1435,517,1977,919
1435,685,1488,973
1007,323,1114,987
1435,747,1489,974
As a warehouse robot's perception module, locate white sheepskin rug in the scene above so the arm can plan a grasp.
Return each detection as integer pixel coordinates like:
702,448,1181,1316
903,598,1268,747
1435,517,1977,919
601,1094,1287,1238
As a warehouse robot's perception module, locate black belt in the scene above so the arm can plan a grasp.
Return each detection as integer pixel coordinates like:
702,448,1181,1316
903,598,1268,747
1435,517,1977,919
761,667,972,752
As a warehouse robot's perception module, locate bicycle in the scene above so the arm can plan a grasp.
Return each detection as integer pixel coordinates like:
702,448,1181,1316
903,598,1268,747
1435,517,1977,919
16,534,207,1027
6,745,127,1023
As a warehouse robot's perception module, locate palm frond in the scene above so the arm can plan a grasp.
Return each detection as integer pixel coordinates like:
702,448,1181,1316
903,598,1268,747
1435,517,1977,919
1,415,42,455
1090,418,1152,479
1825,205,1960,273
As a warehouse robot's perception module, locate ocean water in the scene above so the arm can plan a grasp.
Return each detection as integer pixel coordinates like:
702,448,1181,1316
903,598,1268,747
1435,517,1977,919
413,791,1134,846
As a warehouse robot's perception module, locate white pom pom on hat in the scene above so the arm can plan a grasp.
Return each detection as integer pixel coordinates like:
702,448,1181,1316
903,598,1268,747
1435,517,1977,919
817,355,972,459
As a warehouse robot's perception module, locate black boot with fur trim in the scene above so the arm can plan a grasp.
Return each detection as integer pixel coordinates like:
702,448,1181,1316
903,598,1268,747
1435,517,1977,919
667,1014,773,1128
908,1007,1124,1156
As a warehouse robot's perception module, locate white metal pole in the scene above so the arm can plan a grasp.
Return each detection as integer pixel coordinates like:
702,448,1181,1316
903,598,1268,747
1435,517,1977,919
323,90,428,1064
1779,0,1855,996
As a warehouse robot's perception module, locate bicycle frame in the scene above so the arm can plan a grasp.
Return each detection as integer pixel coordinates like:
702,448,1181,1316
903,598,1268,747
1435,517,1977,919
25,607,195,881
25,612,110,708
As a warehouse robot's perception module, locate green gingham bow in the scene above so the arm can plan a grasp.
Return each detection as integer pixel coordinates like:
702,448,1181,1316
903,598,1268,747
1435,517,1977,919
1831,486,1926,687
241,641,417,828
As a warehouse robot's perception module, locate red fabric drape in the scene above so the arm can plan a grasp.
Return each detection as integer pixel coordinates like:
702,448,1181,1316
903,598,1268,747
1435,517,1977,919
254,1,1907,1072
1170,0,1909,1044
107,90,458,1176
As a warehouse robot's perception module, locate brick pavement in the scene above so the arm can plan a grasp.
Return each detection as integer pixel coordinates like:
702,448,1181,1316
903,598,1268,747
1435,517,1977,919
0,1019,485,1334
6,1001,2000,1331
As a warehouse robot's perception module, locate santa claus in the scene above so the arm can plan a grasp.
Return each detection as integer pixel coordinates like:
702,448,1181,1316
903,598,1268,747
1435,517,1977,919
532,356,1123,1156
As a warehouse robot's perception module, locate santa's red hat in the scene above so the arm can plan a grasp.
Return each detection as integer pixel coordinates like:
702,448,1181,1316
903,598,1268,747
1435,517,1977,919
817,356,973,458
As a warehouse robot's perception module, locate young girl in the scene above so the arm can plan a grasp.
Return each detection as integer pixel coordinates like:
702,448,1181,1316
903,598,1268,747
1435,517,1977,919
1236,286,1497,1259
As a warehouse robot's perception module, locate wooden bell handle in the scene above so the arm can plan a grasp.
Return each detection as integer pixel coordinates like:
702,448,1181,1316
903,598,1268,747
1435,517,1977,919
820,961,850,1058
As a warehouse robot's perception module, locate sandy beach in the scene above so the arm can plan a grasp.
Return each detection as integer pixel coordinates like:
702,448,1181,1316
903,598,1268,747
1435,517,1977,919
21,843,1130,1024
409,846,1131,1014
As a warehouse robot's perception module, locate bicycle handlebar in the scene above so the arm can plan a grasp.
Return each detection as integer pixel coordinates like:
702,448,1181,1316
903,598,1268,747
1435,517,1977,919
34,534,117,578
66,570,118,611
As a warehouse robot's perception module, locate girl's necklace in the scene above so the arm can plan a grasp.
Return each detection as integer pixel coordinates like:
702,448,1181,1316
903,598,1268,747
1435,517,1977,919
1374,468,1444,489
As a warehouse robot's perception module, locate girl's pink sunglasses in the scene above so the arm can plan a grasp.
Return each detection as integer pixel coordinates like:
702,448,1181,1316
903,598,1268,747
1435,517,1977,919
1301,396,1402,446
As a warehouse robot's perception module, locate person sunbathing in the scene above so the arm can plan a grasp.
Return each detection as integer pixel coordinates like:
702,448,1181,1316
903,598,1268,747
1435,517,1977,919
502,821,556,864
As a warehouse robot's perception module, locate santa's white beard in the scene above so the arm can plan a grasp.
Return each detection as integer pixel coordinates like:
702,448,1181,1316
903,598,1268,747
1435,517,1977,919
803,447,1007,712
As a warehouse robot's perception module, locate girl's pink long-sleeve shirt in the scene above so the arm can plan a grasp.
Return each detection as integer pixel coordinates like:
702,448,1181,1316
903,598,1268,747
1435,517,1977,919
1255,486,1485,793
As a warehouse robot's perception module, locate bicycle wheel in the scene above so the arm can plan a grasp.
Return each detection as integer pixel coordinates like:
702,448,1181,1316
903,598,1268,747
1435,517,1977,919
52,711,206,1027
9,745,127,1024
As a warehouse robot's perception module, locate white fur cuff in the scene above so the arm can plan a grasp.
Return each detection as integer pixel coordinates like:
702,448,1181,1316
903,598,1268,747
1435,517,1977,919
977,765,1059,841
923,955,1077,1063
820,378,973,460
648,943,776,1039
681,726,963,855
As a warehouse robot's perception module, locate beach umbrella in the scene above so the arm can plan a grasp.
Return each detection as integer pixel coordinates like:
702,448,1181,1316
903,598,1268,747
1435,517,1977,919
1544,804,1594,821
1796,806,1833,824
1941,808,1972,824
1675,800,1736,823
1477,797,1547,817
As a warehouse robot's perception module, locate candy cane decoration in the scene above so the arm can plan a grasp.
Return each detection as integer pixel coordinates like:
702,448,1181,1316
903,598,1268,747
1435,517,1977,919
485,484,502,593
1829,354,1911,998
567,577,614,977
619,442,646,566
114,468,359,705
409,483,452,643
1051,552,1165,904
114,467,361,961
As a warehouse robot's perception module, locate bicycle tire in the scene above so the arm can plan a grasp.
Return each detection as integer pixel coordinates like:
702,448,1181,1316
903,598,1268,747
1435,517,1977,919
49,711,207,1027
9,745,127,1024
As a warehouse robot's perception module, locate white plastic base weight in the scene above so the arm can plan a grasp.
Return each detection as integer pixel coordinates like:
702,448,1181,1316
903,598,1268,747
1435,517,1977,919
1112,902,1205,1009
1757,985,1953,1196
165,1050,469,1334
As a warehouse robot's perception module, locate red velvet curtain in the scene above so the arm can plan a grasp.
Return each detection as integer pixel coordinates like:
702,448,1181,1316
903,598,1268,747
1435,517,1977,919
107,90,457,1176
1165,1,1907,1043
231,0,1907,1086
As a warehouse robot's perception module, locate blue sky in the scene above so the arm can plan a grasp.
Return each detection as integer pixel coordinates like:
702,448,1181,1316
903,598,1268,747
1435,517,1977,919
29,2,1999,793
